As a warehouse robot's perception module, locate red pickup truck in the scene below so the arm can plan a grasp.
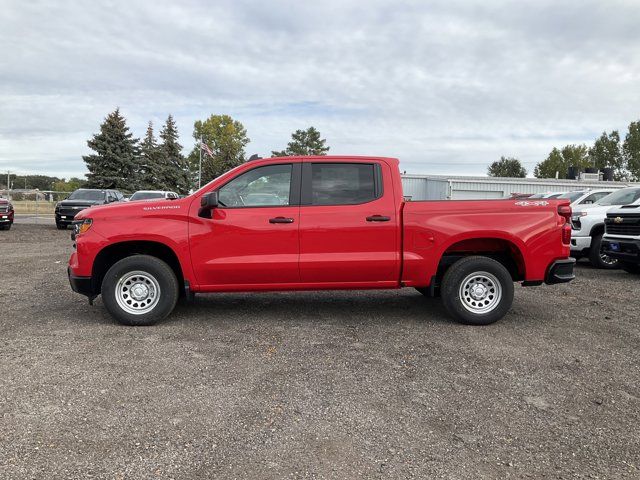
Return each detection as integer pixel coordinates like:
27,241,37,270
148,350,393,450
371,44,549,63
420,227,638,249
68,156,574,326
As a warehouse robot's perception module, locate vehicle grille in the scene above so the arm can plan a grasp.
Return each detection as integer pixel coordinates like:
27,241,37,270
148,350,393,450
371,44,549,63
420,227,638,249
58,206,87,217
0,205,8,213
605,214,640,236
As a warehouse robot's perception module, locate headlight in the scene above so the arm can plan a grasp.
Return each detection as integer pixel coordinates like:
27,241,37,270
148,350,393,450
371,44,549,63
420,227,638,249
73,218,93,235
572,212,588,219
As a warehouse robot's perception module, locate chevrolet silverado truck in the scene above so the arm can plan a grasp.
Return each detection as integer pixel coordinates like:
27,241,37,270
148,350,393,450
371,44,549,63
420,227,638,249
570,187,640,269
55,188,125,229
602,198,640,274
0,197,14,230
68,156,575,326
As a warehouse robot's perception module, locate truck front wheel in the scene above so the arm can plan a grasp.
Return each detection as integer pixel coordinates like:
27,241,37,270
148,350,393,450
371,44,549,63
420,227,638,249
441,256,514,325
101,255,179,326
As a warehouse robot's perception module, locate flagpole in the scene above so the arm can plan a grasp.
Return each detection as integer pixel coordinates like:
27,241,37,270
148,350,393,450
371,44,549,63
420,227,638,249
198,134,202,189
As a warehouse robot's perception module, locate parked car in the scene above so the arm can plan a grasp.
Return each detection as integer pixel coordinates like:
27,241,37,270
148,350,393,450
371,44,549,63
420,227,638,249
602,197,640,274
129,190,180,202
0,197,14,230
570,187,640,268
68,156,574,326
529,192,566,199
557,189,616,208
55,189,124,229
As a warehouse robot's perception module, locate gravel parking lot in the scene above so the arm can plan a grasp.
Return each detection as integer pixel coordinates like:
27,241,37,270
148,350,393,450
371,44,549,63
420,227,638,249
1,225,639,479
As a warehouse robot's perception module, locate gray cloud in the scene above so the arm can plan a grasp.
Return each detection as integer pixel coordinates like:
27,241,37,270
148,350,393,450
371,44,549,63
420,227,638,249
1,0,640,178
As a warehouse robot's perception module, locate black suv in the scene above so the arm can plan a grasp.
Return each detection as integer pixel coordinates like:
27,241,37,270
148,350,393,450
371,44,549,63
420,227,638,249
55,189,124,229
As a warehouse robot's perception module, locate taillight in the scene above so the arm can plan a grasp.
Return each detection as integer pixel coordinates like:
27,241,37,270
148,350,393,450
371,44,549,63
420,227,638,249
562,223,571,244
558,204,572,244
558,204,572,224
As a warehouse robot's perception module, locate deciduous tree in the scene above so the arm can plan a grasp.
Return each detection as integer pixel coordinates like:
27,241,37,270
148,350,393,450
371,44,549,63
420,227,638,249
487,157,527,178
272,127,329,157
589,131,625,180
623,121,640,181
534,144,590,179
188,114,250,185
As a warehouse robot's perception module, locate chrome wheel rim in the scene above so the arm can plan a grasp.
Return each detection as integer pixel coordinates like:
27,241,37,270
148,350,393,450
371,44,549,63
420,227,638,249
115,271,161,315
459,271,502,314
599,247,618,266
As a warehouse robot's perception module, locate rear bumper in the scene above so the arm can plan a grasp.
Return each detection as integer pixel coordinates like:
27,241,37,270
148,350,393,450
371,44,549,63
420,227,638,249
602,238,640,264
68,267,96,297
545,258,576,284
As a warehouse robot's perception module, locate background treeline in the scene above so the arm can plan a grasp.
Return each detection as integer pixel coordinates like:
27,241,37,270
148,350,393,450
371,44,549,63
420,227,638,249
489,119,640,180
0,174,86,191
81,109,330,193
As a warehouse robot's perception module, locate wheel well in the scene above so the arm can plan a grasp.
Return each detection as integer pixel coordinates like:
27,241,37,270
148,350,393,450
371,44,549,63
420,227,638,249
92,241,185,294
437,238,526,283
590,224,604,238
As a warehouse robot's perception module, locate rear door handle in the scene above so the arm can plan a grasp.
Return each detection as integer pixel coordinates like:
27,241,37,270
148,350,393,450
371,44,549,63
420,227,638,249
269,217,295,224
366,215,391,222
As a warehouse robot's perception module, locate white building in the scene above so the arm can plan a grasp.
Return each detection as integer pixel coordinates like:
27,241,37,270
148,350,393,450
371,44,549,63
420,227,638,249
401,174,635,200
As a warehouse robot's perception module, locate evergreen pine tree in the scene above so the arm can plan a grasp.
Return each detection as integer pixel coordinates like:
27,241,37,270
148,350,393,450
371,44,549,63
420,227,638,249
138,122,163,190
83,109,139,191
159,115,190,193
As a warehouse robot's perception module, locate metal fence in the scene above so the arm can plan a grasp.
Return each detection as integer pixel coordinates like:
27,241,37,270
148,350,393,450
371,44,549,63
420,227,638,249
0,190,72,223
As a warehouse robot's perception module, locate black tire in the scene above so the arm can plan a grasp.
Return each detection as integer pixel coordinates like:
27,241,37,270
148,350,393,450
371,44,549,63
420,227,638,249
621,262,640,274
440,256,514,325
56,222,66,230
101,255,179,326
588,233,619,269
0,224,8,231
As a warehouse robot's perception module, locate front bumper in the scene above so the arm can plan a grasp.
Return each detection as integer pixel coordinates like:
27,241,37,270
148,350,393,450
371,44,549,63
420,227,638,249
570,235,591,253
56,212,79,223
68,267,96,297
602,238,640,264
545,258,576,284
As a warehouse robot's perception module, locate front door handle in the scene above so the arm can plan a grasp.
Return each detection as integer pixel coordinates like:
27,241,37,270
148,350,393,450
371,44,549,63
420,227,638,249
269,217,295,224
366,215,391,222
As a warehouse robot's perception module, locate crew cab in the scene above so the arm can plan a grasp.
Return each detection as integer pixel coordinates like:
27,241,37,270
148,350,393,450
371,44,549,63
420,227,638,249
55,188,124,229
602,198,640,274
68,156,575,326
0,197,14,230
570,187,640,269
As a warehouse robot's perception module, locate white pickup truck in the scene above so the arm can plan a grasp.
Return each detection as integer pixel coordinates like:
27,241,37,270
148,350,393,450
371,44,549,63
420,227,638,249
570,187,640,269
602,198,640,274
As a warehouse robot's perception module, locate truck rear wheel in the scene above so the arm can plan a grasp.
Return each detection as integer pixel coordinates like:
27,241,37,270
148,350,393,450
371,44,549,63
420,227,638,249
440,256,514,325
101,255,179,326
588,233,618,269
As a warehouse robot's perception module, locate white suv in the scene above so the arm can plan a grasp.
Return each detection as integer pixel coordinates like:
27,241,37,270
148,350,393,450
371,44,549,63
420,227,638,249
570,187,640,269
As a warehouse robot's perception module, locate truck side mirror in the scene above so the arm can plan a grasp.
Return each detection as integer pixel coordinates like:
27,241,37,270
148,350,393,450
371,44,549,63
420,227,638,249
198,191,219,218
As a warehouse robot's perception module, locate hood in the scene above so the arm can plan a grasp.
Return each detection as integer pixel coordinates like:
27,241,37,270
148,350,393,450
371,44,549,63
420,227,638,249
573,204,618,217
75,197,187,220
606,202,640,215
58,199,104,206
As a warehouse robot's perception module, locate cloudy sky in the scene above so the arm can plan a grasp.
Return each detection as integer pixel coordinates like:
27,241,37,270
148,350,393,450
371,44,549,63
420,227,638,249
1,0,640,179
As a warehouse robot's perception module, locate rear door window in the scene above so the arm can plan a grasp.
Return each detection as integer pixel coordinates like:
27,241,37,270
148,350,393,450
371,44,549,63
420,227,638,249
307,163,381,206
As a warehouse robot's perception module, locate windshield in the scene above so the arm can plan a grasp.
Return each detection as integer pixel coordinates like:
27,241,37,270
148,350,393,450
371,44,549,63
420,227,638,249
130,192,164,201
558,191,586,202
597,188,640,206
67,190,105,201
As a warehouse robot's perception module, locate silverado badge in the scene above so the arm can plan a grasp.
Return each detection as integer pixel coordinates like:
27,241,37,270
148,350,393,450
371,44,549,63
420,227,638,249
614,217,623,224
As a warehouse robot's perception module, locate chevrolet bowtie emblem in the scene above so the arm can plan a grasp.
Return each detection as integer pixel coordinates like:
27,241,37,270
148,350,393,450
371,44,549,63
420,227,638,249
614,217,623,224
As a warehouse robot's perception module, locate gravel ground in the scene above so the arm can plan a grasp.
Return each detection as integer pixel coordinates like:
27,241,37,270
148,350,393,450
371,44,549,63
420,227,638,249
1,225,639,479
